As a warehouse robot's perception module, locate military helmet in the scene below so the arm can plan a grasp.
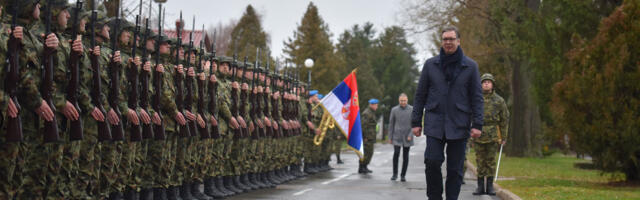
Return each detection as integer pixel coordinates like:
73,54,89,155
219,56,232,64
6,0,40,19
42,0,72,17
481,73,495,83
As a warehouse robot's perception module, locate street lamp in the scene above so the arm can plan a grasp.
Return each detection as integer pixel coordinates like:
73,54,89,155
304,58,313,90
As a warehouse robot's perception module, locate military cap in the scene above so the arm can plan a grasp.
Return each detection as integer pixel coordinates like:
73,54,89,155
309,90,318,96
368,99,379,104
481,73,495,83
317,94,324,99
219,56,233,64
6,0,40,19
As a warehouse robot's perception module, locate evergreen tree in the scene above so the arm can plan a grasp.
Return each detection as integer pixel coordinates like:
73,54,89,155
284,2,342,93
229,5,270,61
372,26,418,108
551,0,640,181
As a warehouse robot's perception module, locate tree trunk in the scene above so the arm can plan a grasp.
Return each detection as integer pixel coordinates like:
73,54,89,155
506,59,542,157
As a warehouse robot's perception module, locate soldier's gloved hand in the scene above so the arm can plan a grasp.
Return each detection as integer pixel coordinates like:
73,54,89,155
71,36,83,53
174,111,187,125
91,107,105,122
306,121,315,130
210,116,218,126
188,67,195,77
139,109,151,124
91,46,101,56
156,64,164,73
11,26,23,40
315,128,321,135
127,108,140,125
230,117,239,129
273,122,279,130
43,33,59,49
501,140,506,145
62,101,80,121
152,112,161,125
185,110,196,121
107,109,120,125
133,56,142,67
36,99,55,121
175,64,183,74
143,61,151,72
7,98,19,118
256,120,264,129
196,114,205,128
249,122,255,133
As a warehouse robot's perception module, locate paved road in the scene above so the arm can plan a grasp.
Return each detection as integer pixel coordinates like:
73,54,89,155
229,137,501,200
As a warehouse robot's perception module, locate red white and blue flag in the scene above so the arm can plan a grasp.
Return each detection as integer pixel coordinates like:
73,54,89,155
319,71,364,158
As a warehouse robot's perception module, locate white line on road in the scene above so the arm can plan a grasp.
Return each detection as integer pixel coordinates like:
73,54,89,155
322,173,351,185
293,188,313,196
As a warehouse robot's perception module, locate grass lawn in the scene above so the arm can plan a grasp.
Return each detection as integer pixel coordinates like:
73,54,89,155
467,150,640,200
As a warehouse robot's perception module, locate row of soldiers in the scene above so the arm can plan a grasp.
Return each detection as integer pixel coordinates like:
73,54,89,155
0,0,340,199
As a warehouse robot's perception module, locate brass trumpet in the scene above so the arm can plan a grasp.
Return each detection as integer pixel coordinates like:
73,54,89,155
313,111,335,146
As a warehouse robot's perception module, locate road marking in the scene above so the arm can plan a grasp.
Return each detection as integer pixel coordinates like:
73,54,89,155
322,173,351,185
293,188,313,196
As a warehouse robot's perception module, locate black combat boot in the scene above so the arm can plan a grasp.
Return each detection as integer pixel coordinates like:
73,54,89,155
262,172,276,188
140,188,153,200
224,176,242,194
124,188,137,200
153,187,168,200
191,181,213,200
241,174,258,190
326,160,334,171
268,170,282,184
358,163,366,174
216,176,235,196
166,186,182,200
179,183,196,200
337,155,343,164
109,191,124,200
252,173,267,188
364,164,373,173
203,178,224,199
233,175,250,192
486,177,496,195
473,177,485,195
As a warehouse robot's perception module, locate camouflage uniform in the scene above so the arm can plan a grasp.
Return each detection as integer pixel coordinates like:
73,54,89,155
0,17,19,200
471,73,509,177
361,107,377,167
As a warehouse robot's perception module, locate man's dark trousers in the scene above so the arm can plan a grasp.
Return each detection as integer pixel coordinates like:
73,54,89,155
424,136,467,200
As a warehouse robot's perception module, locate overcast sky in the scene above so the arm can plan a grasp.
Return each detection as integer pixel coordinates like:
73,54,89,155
117,0,432,62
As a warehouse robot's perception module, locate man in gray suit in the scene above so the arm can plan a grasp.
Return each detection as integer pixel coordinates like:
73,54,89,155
388,93,413,182
411,26,484,200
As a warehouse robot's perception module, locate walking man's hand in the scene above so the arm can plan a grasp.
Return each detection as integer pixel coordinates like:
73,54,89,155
412,127,422,137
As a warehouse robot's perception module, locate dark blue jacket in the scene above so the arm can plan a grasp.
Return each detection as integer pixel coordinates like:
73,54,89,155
411,54,483,140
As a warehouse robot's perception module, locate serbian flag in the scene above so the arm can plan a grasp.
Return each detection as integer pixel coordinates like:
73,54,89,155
319,71,363,158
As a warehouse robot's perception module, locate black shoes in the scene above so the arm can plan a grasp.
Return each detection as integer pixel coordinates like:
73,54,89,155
473,177,485,195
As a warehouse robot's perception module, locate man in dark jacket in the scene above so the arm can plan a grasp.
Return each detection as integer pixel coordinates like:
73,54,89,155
411,26,484,200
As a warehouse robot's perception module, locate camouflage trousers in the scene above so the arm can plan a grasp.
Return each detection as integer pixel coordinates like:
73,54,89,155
473,141,499,177
0,139,21,199
221,134,235,176
146,133,175,188
192,137,212,182
205,138,224,177
230,137,248,175
360,141,374,165
173,136,192,186
99,140,123,197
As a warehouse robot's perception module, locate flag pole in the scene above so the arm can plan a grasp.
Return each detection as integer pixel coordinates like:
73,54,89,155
495,143,504,182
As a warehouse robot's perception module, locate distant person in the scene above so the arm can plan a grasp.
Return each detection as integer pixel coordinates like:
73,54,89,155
359,99,379,174
388,93,414,182
472,73,509,196
411,26,484,200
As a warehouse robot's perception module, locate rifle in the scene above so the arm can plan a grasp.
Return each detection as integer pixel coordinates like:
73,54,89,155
41,0,59,142
65,0,84,141
207,32,220,139
196,24,209,139
230,53,241,139
127,8,142,142
184,16,197,137
251,48,261,139
152,3,166,140
263,55,271,138
108,0,124,141
5,0,23,142
139,0,153,139
173,11,190,138
90,0,112,141
239,56,249,138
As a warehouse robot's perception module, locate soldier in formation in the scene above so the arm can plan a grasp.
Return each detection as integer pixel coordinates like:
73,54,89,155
0,1,341,199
